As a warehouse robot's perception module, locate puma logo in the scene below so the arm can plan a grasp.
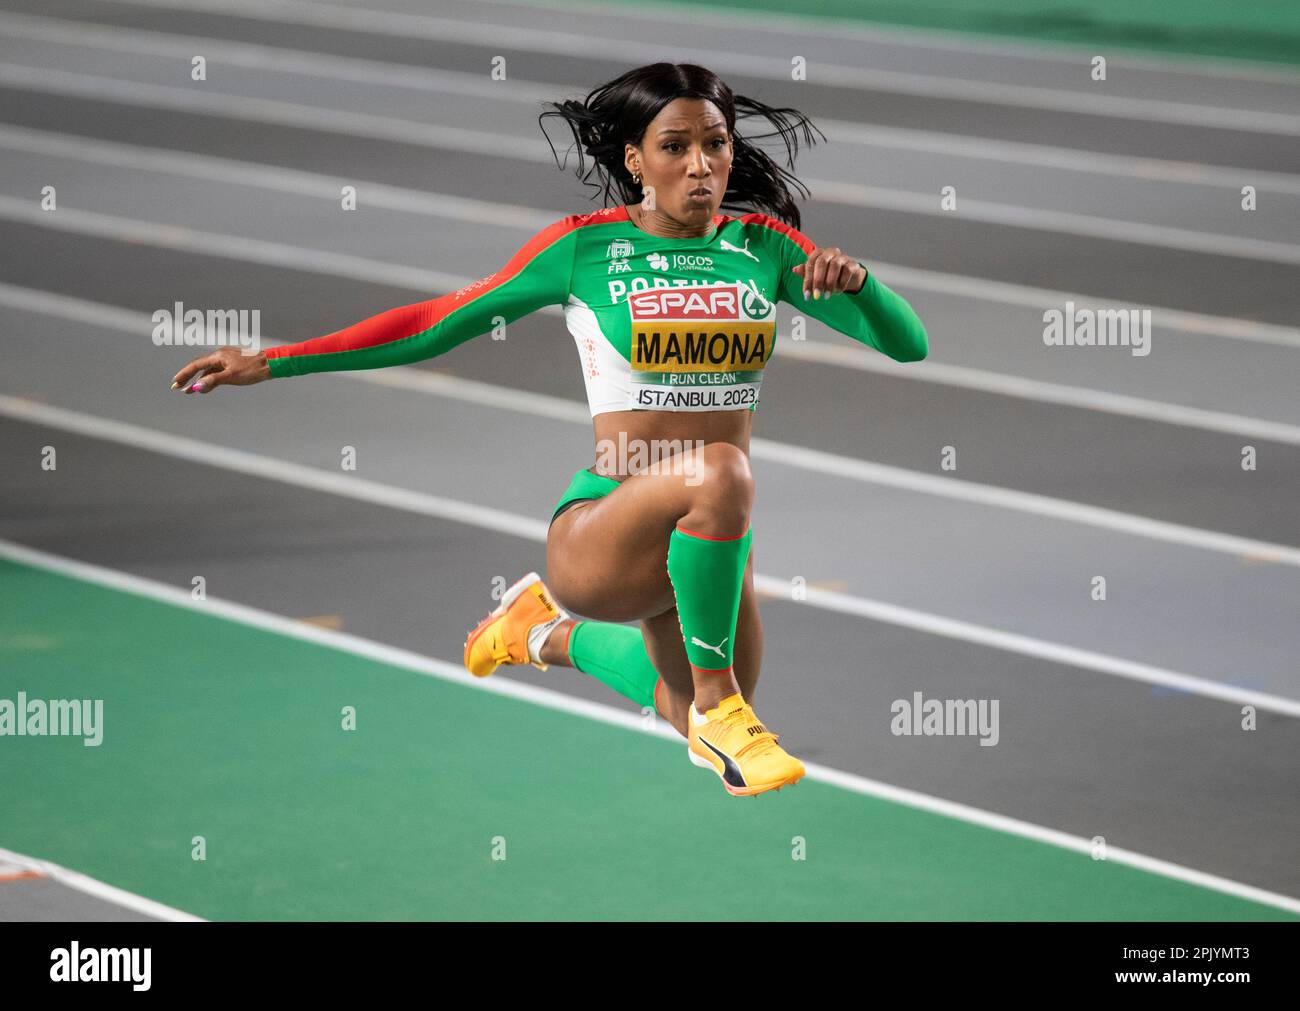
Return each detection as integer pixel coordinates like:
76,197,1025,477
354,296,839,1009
720,238,759,262
696,735,746,788
691,635,728,658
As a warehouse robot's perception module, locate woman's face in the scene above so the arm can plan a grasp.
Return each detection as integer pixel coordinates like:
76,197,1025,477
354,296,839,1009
626,97,732,226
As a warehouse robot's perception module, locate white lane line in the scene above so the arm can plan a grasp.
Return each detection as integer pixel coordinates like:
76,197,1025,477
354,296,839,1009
0,391,547,541
0,63,559,161
94,0,1300,134
873,263,1300,349
7,10,1300,193
2,538,1296,915
7,182,1300,447
2,394,1299,716
4,122,1298,349
773,576,1300,717
0,11,564,103
0,124,554,230
0,193,470,293
747,439,1300,570
780,342,1300,447
0,845,205,922
810,179,1300,266
820,121,1300,197
4,64,1296,268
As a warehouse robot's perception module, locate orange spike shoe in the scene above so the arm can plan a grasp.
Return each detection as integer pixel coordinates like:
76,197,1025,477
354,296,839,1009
463,572,568,677
687,693,806,796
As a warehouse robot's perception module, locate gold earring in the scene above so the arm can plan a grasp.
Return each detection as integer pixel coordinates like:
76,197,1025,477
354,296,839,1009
632,171,642,185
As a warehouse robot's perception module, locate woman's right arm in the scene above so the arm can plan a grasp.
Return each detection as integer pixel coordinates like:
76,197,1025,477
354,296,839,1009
171,216,579,394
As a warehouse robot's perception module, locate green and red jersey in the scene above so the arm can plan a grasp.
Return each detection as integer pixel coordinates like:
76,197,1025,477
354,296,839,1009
264,204,928,414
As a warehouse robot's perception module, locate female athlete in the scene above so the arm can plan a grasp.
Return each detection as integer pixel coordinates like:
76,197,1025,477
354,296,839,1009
170,63,928,798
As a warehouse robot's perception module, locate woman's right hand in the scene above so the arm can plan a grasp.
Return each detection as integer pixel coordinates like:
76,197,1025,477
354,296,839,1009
171,348,272,394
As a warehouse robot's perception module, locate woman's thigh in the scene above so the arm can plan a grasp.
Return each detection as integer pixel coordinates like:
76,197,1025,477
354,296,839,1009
545,442,750,622
546,472,686,621
543,444,743,618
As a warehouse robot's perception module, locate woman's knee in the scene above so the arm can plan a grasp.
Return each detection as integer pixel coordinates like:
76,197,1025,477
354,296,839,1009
680,442,754,533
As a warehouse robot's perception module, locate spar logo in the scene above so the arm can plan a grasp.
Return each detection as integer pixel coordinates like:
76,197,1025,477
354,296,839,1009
627,282,775,373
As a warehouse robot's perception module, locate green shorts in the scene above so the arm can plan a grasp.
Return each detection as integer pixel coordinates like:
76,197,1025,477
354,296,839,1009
550,466,621,526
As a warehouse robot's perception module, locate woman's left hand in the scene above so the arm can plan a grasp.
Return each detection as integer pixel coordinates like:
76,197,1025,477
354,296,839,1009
792,247,867,300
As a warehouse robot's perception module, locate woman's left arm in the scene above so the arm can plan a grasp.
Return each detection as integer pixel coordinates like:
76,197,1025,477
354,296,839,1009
766,219,928,363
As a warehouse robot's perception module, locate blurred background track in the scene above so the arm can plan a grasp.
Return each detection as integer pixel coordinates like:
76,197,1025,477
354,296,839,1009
0,0,1297,919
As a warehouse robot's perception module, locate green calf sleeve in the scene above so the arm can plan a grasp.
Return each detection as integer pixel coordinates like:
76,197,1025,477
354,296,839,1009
567,620,660,710
666,525,752,671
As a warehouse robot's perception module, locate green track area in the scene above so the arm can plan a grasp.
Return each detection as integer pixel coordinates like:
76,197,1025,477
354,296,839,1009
0,558,1292,921
601,0,1300,67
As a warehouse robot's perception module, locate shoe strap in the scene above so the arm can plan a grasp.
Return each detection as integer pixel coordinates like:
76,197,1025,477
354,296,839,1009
728,704,780,758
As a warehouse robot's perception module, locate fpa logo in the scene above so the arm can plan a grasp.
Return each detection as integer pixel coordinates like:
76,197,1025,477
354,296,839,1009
606,238,634,260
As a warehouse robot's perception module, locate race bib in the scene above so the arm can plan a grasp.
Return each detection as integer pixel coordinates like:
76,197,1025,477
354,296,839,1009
625,281,776,411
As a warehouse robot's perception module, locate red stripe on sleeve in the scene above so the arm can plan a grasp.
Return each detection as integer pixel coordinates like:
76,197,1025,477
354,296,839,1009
266,213,587,363
738,212,814,254
675,524,751,542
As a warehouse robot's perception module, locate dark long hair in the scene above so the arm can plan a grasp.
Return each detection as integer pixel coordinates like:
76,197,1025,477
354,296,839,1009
539,63,824,230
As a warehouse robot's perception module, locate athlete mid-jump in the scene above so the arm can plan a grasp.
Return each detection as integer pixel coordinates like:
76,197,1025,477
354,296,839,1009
171,63,928,798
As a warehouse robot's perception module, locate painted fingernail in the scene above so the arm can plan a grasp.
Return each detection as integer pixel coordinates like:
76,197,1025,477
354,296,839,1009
189,382,204,392
813,289,821,300
170,381,180,389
